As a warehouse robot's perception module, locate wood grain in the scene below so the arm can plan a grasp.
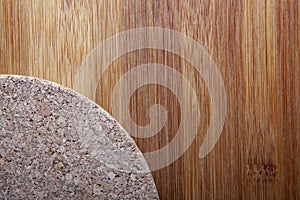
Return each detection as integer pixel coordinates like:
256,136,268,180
0,0,299,199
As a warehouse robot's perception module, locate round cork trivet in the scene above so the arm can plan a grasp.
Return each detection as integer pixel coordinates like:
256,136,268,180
0,75,159,199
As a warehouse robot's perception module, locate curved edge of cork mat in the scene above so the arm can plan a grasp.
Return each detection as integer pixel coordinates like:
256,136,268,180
0,74,159,199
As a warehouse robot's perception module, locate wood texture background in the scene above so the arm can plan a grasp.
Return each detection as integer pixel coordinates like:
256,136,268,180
0,0,299,199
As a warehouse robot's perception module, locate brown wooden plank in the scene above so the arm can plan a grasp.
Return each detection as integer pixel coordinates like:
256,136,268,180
0,0,299,199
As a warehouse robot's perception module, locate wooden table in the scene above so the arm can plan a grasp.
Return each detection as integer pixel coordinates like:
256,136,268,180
0,1,299,199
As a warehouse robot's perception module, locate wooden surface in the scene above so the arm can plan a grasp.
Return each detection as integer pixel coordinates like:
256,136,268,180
0,0,299,199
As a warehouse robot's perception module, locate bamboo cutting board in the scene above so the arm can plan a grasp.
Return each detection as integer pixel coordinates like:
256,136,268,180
0,0,299,199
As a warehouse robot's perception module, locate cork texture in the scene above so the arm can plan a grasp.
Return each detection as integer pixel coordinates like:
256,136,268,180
0,75,159,199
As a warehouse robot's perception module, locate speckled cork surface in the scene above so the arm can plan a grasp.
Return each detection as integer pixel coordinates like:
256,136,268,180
0,75,159,199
